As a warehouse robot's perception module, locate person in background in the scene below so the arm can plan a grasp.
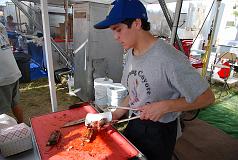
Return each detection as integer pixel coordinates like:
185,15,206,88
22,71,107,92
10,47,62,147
6,15,26,32
94,0,215,159
0,22,23,123
0,15,6,26
0,22,7,38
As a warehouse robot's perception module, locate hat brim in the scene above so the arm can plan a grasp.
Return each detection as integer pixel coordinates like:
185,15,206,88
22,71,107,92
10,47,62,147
94,17,124,29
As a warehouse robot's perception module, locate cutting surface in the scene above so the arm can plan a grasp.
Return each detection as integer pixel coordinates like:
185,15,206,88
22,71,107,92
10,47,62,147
31,105,139,160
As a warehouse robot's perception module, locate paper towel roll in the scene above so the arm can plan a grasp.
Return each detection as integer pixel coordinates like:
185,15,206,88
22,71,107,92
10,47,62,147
85,112,112,126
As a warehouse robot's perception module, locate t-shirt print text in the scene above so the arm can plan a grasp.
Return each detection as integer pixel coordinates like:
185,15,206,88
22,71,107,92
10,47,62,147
127,70,151,106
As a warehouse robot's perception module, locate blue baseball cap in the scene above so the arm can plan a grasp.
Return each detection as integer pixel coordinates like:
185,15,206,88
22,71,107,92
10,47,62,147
94,0,148,29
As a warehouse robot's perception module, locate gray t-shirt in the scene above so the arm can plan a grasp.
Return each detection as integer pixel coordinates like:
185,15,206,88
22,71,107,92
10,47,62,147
121,39,209,123
0,32,21,86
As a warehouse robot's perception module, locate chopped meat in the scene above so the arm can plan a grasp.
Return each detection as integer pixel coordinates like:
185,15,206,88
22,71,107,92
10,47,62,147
83,128,95,143
82,118,108,144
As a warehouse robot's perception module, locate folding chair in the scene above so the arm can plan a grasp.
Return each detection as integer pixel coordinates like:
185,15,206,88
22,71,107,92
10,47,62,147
210,52,237,97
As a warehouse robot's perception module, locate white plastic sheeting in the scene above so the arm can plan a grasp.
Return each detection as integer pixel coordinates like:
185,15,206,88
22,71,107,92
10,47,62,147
147,9,172,37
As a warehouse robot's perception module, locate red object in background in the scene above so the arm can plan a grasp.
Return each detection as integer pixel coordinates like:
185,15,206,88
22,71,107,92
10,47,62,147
218,62,230,79
31,105,140,160
174,40,204,69
174,39,193,58
189,56,203,69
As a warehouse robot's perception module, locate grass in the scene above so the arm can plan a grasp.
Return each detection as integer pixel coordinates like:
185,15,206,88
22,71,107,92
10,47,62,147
198,83,238,139
7,78,80,125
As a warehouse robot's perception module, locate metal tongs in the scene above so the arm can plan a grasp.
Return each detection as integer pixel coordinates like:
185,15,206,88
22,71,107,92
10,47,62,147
62,114,140,128
111,115,140,124
108,106,139,111
108,106,140,123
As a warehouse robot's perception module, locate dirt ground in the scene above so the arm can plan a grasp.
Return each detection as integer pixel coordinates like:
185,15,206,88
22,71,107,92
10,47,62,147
7,78,80,125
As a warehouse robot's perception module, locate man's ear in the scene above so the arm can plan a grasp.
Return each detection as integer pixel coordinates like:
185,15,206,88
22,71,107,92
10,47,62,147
133,19,142,30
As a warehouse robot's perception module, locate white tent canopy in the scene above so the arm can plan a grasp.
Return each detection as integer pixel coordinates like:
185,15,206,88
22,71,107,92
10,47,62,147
21,0,184,5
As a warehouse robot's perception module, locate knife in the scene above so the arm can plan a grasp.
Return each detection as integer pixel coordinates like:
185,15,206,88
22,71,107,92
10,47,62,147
68,102,90,109
61,118,85,128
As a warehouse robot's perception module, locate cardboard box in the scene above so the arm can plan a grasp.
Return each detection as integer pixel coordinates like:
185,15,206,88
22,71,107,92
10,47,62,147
0,123,32,157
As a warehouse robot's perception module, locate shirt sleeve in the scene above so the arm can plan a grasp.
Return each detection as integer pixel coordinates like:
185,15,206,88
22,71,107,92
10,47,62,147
167,61,209,103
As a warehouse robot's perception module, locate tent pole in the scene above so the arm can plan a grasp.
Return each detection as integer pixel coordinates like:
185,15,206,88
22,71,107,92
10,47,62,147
202,0,222,77
64,0,69,54
158,0,184,52
40,0,58,112
170,0,183,45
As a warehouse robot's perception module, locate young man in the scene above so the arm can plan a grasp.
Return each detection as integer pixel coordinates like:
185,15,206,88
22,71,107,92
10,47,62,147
0,22,23,123
94,0,215,159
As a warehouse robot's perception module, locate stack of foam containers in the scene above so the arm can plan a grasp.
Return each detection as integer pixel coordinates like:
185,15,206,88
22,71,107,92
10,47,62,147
94,77,113,106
